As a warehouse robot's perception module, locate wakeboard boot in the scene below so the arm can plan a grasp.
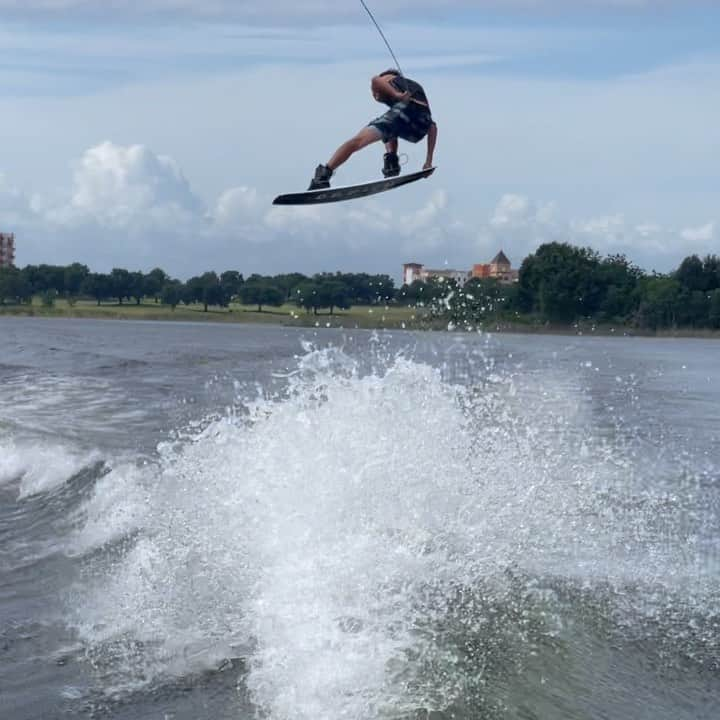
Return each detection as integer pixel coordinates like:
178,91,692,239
382,152,401,178
308,164,333,190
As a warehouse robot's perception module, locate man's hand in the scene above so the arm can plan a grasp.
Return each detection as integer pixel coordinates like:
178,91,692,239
424,122,438,170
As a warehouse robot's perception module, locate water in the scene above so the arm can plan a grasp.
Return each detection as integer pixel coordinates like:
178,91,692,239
1,317,718,720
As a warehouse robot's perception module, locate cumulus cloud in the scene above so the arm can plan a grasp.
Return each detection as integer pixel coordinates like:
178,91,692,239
213,187,262,227
3,142,716,278
52,141,203,228
680,222,714,244
4,141,465,276
490,193,556,229
481,194,718,272
573,214,669,254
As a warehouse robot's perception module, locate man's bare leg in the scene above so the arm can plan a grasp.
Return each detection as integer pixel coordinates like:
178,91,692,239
327,126,383,171
385,138,398,154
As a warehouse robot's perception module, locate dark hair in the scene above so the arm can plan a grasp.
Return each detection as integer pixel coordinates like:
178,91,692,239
379,68,400,77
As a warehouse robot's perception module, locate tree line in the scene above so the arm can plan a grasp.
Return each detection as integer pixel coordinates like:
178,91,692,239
438,244,720,330
1,243,719,330
0,264,396,314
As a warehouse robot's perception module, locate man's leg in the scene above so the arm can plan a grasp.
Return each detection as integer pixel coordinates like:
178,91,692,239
382,137,400,178
327,126,383,171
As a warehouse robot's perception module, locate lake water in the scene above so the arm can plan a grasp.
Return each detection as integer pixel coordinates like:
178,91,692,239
1,317,718,720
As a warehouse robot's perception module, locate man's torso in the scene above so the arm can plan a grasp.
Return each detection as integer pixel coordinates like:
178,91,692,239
388,76,431,111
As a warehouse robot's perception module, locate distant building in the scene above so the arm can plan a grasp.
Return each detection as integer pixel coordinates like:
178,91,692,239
471,250,518,284
402,263,470,286
402,262,424,286
471,263,492,279
404,250,518,288
0,233,15,269
424,268,471,285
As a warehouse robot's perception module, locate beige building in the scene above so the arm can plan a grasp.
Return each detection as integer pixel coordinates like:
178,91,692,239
402,263,470,286
0,233,15,269
402,262,424,286
403,250,518,288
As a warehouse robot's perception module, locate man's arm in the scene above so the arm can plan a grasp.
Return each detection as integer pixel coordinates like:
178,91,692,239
371,75,410,104
424,121,438,169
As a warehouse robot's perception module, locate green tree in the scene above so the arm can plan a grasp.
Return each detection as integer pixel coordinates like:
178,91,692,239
63,263,90,300
702,255,720,291
448,277,517,325
110,268,132,304
160,280,183,310
325,272,396,305
675,255,706,292
708,289,720,329
634,275,681,329
519,242,603,322
21,264,65,295
294,280,320,315
240,280,284,312
273,273,307,301
596,254,642,322
678,289,710,328
317,280,352,315
185,272,228,311
0,267,32,304
295,282,321,314
129,271,146,305
220,270,244,301
81,273,113,305
368,274,396,304
397,278,446,305
144,268,168,303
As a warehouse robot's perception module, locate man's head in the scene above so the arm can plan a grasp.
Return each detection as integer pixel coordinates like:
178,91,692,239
379,68,400,78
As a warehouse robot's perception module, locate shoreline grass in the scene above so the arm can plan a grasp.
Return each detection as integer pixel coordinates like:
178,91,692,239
0,298,431,330
1,298,719,338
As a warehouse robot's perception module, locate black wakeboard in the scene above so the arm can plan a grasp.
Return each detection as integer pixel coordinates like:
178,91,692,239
272,167,435,206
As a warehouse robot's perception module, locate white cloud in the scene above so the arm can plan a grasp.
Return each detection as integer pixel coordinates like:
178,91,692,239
491,194,532,227
3,142,717,279
4,141,464,276
0,172,35,224
213,186,263,226
573,214,669,254
680,222,714,244
490,194,557,231
55,141,203,228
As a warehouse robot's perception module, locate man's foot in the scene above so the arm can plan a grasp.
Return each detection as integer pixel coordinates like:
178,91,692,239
308,164,333,190
382,152,400,178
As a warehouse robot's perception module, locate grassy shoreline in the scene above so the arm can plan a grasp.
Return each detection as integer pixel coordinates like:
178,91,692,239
1,299,719,339
0,299,429,330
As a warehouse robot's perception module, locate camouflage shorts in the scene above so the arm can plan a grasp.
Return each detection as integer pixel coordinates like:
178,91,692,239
368,102,433,143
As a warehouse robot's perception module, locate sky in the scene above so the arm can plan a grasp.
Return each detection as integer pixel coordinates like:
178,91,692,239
0,0,718,280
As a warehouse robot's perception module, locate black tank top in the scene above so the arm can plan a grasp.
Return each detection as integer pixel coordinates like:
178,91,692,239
388,75,430,111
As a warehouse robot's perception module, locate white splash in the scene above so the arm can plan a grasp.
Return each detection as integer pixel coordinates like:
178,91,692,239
70,346,718,717
0,438,100,499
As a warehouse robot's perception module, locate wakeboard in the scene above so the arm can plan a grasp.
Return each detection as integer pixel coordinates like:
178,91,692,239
272,167,435,206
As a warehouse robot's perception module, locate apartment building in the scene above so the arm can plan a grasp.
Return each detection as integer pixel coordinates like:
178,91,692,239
0,233,15,268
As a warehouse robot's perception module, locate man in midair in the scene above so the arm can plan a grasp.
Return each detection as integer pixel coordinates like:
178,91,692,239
308,69,438,190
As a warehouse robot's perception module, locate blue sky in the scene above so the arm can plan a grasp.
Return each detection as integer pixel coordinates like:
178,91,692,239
0,1,718,278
